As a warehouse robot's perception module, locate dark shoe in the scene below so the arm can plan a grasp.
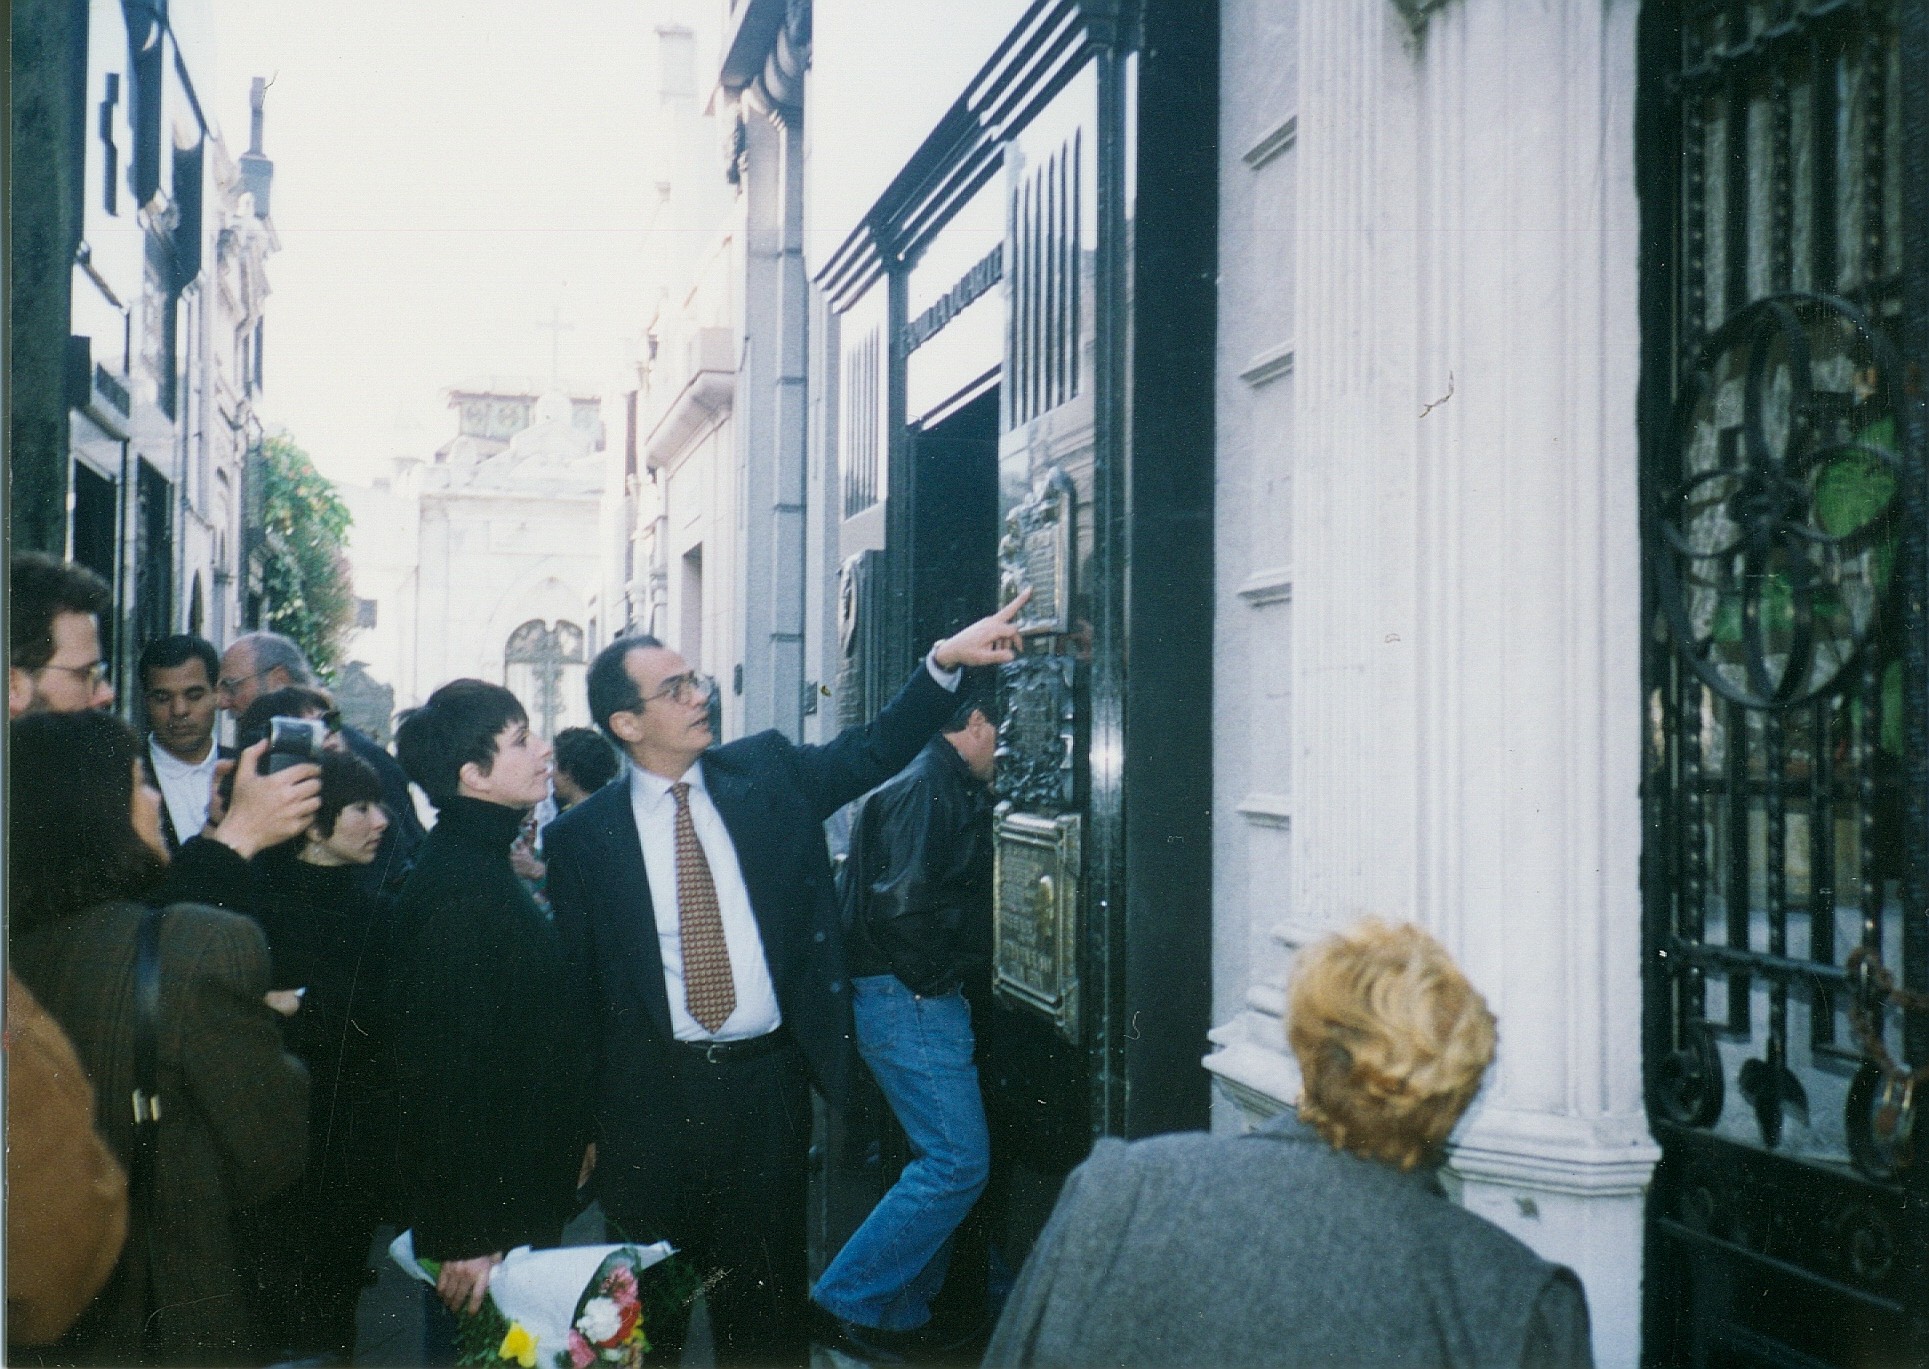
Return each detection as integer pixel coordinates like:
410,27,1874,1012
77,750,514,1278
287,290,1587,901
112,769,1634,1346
808,1303,920,1365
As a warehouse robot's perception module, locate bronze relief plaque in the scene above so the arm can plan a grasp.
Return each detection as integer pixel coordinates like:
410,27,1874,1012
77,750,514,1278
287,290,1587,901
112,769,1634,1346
995,654,1076,811
992,805,1081,1042
999,468,1074,636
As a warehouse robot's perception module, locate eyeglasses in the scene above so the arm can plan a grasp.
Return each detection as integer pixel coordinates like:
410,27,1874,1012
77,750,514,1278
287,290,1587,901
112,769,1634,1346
37,659,110,688
217,666,272,695
638,672,717,708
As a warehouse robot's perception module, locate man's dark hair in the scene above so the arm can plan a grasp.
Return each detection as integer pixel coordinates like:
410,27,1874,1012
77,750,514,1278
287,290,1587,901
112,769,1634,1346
554,726,621,794
11,553,110,671
236,685,337,752
8,711,166,931
395,678,528,806
139,633,220,690
586,634,665,739
942,692,994,735
311,750,386,839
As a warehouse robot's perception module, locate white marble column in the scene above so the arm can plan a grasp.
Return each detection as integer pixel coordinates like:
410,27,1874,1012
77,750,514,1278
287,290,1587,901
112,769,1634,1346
1208,2,1656,1365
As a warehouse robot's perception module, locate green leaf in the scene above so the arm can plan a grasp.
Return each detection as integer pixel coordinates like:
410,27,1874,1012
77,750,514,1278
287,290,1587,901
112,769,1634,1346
255,433,356,679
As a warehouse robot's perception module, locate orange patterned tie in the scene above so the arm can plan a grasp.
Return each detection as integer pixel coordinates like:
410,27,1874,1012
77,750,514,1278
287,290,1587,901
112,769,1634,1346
671,781,736,1032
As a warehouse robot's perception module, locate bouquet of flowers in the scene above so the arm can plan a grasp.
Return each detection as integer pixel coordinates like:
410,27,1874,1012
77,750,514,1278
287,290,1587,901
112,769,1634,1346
391,1232,702,1368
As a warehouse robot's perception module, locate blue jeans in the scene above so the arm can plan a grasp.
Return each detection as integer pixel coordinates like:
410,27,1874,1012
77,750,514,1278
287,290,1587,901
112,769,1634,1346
812,976,990,1332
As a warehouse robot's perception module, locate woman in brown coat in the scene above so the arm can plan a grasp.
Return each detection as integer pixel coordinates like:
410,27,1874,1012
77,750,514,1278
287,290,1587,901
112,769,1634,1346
9,711,309,1367
4,969,128,1348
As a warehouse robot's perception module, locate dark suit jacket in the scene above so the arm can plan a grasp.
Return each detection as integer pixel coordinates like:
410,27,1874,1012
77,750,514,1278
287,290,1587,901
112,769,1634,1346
543,663,958,1227
141,743,236,854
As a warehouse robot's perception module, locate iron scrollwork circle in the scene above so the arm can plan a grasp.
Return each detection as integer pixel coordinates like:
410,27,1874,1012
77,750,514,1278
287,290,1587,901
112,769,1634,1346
1655,1020,1725,1128
1832,1203,1898,1288
1654,292,1906,710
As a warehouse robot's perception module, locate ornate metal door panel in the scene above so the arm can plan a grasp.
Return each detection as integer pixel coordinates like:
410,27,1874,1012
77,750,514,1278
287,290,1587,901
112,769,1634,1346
1640,1,1928,1363
983,57,1103,1177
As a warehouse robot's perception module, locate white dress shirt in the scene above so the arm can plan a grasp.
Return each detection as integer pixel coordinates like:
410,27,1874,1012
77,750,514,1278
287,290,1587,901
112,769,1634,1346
148,736,221,844
627,648,963,1041
629,760,784,1042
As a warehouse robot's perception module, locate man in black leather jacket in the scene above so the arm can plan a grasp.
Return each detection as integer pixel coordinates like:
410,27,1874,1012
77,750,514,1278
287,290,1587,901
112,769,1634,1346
811,696,997,1355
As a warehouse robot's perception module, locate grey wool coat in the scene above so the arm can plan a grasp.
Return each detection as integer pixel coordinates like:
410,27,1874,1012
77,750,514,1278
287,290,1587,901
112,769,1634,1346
983,1112,1592,1369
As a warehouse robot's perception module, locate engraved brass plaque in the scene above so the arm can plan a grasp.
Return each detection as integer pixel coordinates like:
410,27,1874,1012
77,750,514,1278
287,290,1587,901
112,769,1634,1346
998,468,1074,636
995,654,1075,810
992,806,1081,1041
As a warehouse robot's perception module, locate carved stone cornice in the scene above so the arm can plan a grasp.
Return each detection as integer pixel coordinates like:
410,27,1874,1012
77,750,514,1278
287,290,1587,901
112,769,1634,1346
723,0,810,125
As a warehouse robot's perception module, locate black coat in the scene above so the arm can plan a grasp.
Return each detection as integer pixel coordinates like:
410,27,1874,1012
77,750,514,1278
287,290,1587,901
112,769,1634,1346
250,855,393,1185
543,663,959,1231
842,736,993,996
384,797,591,1261
155,834,255,914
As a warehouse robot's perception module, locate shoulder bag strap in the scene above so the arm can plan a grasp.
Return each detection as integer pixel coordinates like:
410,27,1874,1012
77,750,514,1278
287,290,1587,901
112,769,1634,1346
131,905,165,1349
131,904,165,1179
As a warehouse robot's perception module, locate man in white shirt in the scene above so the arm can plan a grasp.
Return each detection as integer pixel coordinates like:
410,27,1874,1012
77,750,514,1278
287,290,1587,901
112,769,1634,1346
544,592,1027,1368
139,635,230,851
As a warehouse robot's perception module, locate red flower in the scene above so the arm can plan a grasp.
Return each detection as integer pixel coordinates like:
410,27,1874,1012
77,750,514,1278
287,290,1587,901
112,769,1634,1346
612,1300,641,1346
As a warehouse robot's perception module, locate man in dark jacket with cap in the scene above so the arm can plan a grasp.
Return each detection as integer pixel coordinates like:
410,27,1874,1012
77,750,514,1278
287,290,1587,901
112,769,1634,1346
810,696,999,1355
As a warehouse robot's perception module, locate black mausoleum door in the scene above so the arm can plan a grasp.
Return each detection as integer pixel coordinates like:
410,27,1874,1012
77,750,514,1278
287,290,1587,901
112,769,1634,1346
1637,1,1929,1363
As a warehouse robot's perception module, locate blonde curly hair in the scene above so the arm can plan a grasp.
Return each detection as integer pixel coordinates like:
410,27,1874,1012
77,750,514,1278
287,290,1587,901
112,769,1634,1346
1287,919,1497,1171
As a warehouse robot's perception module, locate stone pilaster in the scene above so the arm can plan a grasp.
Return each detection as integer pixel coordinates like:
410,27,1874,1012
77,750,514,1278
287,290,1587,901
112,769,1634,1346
1209,3,1656,1364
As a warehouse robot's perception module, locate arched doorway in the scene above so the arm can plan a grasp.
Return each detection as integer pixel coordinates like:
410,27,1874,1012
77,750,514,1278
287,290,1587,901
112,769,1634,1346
504,618,588,738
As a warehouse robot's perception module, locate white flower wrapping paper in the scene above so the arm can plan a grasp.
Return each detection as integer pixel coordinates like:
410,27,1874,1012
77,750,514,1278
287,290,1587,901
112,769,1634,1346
390,1230,677,1361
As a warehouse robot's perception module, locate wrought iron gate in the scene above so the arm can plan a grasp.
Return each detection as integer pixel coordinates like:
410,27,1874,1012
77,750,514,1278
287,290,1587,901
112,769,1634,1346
1640,1,1928,1364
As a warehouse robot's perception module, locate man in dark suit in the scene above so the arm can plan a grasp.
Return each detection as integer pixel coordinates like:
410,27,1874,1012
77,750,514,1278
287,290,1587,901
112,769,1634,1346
138,634,236,853
544,594,1026,1367
220,630,426,891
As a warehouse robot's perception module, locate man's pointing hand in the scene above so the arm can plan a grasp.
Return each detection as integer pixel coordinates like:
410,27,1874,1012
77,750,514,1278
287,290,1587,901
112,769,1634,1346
933,587,1032,670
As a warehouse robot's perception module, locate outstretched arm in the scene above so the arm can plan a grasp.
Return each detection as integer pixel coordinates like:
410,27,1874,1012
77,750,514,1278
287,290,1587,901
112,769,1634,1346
795,591,1030,818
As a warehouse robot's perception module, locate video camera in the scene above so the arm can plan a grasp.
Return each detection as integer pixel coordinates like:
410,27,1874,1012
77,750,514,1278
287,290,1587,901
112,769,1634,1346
261,716,329,774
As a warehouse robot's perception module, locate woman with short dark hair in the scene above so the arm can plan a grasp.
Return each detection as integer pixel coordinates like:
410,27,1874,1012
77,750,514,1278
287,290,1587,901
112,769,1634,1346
387,680,592,1359
243,749,396,1362
9,711,308,1366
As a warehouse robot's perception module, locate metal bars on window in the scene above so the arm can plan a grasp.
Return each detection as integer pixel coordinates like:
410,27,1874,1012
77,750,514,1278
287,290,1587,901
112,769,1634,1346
842,325,882,518
1006,130,1082,428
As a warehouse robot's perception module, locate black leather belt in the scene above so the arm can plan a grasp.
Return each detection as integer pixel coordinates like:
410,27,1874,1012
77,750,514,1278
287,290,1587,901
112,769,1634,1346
669,1028,790,1065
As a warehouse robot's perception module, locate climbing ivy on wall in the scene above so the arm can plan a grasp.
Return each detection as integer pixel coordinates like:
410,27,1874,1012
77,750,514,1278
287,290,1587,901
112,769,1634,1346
255,433,355,680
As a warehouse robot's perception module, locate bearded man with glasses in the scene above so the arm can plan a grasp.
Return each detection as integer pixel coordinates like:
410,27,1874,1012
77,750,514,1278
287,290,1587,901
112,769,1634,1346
8,554,117,717
545,591,1030,1368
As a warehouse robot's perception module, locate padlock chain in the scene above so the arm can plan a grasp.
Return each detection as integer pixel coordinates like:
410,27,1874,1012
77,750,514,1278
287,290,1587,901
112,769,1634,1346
1845,946,1929,1092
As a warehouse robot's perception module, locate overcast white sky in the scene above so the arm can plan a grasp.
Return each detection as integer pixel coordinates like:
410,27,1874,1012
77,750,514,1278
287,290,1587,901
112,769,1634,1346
200,1,658,484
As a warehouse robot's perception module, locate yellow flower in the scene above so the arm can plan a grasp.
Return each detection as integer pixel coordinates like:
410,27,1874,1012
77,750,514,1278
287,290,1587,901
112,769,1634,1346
498,1321,537,1368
